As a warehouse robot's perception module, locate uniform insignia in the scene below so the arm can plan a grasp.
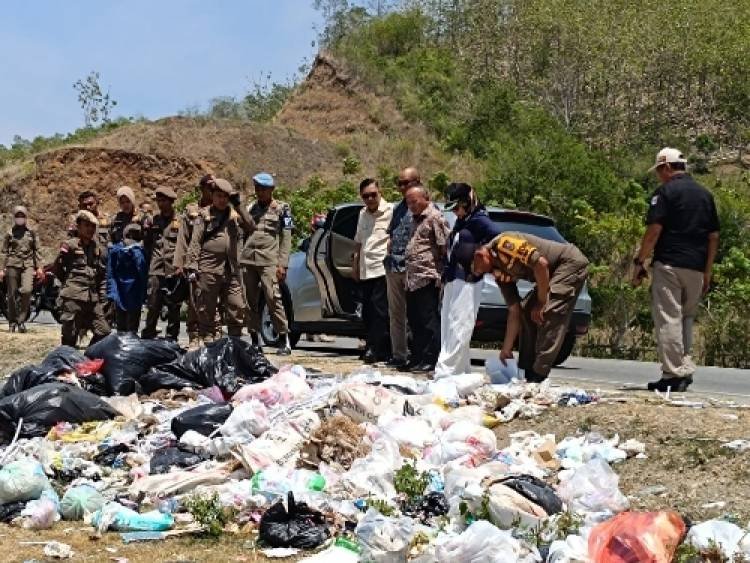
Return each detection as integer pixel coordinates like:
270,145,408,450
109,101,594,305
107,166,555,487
651,196,659,205
502,240,515,252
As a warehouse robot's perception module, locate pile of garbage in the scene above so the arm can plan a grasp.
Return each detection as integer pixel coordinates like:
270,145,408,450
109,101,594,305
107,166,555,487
0,337,748,562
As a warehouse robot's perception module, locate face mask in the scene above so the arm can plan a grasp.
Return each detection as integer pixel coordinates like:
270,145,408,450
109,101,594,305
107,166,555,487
14,217,26,227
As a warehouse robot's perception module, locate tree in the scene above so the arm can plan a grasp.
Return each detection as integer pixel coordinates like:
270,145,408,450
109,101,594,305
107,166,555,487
73,71,117,127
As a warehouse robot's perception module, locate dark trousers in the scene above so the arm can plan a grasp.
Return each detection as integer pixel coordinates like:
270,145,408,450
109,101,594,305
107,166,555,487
359,276,390,357
406,281,441,365
115,307,142,333
142,275,181,340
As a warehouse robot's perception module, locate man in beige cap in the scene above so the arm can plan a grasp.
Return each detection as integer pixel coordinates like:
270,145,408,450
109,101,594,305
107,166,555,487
632,147,720,392
240,172,294,355
174,175,217,348
1,206,44,332
186,178,255,345
142,186,183,340
53,210,110,346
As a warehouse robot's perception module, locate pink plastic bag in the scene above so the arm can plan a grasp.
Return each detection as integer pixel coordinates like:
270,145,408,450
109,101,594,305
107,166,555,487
588,511,686,563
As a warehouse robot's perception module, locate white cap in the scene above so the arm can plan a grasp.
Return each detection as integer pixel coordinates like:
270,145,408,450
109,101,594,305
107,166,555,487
649,147,687,171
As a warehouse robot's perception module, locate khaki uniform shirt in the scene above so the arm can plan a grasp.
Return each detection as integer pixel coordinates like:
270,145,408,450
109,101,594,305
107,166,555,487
1,227,41,270
240,199,293,268
186,206,255,275
55,238,107,302
68,212,111,248
486,232,588,305
172,204,201,270
405,205,450,291
144,212,180,276
355,199,393,280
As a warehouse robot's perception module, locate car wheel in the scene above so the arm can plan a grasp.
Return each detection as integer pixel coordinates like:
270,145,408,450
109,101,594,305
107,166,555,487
554,332,577,366
259,296,280,347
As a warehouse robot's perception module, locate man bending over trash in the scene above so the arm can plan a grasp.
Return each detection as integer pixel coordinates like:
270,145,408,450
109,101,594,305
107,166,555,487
472,232,589,382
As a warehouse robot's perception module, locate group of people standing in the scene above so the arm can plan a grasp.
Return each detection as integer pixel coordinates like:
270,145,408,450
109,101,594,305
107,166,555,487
1,146,721,391
353,167,591,383
1,173,295,354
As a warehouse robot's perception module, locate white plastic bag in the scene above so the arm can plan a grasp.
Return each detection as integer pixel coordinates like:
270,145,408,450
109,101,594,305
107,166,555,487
487,482,549,529
220,399,269,441
233,369,311,407
687,520,750,559
430,373,487,397
557,458,629,514
0,459,49,504
18,497,60,529
336,384,408,424
356,508,414,563
342,437,402,499
424,421,497,465
435,520,524,562
378,412,434,449
547,535,590,562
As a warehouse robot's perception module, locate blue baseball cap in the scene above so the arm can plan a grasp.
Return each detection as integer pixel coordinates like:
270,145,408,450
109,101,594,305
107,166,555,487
252,173,275,188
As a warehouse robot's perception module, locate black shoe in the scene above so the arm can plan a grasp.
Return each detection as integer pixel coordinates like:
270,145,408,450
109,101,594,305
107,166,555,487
363,350,377,364
524,369,548,383
17,323,27,333
386,358,407,368
398,361,419,373
411,362,435,373
647,377,689,392
9,324,16,333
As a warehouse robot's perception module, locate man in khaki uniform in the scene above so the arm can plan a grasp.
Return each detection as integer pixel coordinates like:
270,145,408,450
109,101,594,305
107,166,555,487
240,173,293,355
174,175,216,347
473,232,589,382
1,206,43,332
67,191,111,247
186,178,255,344
142,186,182,340
54,211,110,346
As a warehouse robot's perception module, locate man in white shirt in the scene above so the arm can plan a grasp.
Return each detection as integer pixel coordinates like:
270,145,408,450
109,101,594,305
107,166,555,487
353,178,393,363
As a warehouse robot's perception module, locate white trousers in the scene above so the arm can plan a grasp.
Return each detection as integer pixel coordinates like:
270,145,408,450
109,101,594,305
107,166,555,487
434,279,483,377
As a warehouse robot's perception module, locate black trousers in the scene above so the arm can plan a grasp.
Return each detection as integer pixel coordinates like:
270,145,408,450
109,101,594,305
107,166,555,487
359,276,390,357
142,275,181,340
115,307,142,333
406,281,441,365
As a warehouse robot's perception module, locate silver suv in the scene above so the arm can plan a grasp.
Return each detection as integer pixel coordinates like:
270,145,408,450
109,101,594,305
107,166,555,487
259,203,592,366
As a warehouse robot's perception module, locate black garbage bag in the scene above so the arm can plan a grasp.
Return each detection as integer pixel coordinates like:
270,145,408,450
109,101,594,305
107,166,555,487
141,337,276,395
402,492,450,519
259,492,330,549
0,500,26,522
0,346,88,399
85,333,182,396
0,383,118,442
498,475,563,515
93,443,132,467
150,447,207,474
170,403,233,439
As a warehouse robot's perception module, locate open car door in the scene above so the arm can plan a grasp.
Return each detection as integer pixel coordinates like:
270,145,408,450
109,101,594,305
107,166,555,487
305,205,362,319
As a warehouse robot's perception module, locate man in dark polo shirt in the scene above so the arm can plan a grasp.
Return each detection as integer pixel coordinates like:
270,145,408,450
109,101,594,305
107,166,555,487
632,147,720,392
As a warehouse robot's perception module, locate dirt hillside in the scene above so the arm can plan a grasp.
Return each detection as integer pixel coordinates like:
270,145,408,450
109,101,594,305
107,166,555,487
0,52,477,257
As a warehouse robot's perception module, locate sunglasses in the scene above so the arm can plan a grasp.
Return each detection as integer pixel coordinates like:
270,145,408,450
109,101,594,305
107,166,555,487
361,192,379,200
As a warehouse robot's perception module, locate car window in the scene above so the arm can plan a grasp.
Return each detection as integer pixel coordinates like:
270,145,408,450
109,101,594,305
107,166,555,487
442,210,566,242
329,205,362,239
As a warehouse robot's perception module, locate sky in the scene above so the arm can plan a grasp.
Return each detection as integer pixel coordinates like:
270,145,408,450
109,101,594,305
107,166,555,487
0,1,323,146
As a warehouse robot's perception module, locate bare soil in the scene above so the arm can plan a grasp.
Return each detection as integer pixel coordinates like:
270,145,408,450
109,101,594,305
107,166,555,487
1,330,748,561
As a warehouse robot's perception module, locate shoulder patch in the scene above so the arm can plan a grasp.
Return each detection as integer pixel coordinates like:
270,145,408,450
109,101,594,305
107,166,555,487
496,234,536,266
651,195,659,206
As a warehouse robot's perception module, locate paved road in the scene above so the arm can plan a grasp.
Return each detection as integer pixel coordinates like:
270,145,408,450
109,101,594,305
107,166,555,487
23,314,749,402
295,336,750,403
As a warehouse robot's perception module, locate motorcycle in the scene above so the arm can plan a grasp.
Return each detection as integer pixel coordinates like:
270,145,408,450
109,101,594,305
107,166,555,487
0,263,62,324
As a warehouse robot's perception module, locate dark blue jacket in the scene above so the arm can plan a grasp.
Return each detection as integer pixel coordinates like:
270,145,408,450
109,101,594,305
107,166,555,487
444,207,502,283
107,243,148,311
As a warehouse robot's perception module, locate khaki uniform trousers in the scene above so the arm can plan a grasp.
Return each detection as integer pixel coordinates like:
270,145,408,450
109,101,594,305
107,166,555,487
243,265,288,335
194,271,245,339
186,283,221,339
386,271,408,362
5,266,34,324
60,298,110,347
651,261,702,377
518,260,588,377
